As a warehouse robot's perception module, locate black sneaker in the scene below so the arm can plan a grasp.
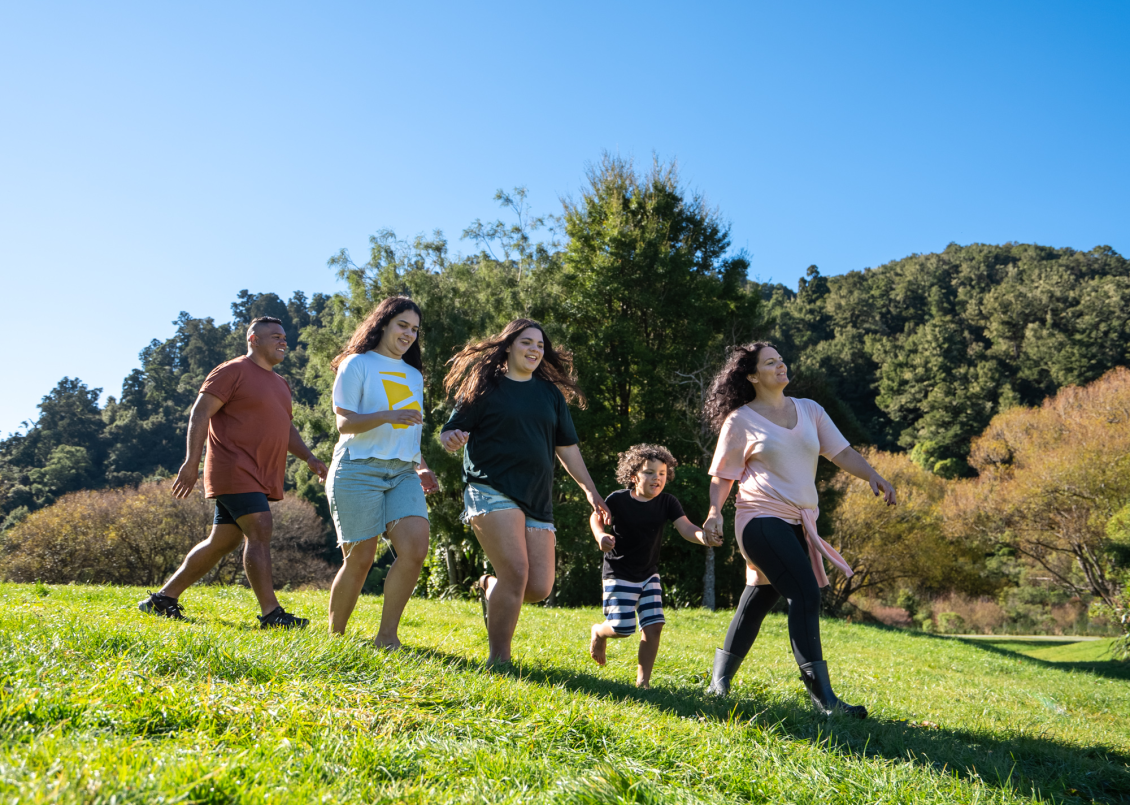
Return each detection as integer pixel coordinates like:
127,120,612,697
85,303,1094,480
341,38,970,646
138,591,186,620
257,606,309,630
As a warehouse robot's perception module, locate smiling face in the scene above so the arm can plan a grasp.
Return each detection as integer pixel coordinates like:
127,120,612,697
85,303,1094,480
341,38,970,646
505,326,545,378
248,322,288,366
631,459,669,500
376,309,421,359
747,346,789,393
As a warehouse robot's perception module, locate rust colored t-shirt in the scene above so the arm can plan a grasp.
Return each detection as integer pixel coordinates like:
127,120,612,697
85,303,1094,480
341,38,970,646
200,356,293,500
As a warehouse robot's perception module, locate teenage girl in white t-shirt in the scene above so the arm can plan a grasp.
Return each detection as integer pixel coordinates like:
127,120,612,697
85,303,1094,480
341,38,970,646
701,342,896,718
325,296,439,646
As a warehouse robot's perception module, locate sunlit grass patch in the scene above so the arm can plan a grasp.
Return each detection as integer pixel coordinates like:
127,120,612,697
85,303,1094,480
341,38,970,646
0,583,1126,804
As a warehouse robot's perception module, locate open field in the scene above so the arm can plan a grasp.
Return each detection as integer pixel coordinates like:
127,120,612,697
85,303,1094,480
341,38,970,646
0,584,1126,804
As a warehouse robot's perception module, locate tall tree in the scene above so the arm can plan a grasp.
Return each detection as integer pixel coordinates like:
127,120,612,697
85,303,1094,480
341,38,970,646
559,155,763,607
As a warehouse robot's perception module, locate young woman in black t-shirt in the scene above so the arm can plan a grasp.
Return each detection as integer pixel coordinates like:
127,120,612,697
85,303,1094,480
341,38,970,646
441,318,610,666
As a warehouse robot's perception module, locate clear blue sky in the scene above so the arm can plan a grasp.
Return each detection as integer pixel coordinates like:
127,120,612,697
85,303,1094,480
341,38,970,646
1,1,1127,435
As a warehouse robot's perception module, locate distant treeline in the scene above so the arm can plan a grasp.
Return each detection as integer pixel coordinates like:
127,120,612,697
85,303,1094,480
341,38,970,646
2,155,1128,615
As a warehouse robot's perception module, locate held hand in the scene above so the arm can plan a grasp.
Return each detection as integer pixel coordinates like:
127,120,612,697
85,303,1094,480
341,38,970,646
440,429,469,452
702,512,724,543
387,409,424,428
598,534,616,552
699,529,723,548
589,493,612,526
307,456,329,483
417,467,439,494
171,461,199,499
870,473,897,506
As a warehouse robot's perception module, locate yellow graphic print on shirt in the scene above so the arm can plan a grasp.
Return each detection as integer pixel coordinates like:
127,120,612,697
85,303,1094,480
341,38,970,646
380,371,422,429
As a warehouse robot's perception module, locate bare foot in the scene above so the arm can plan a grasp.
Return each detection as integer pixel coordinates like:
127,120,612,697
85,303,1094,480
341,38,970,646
374,635,402,650
589,624,607,666
636,678,651,689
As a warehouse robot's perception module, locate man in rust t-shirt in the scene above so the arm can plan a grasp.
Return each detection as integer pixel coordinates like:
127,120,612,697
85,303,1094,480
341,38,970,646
201,355,293,501
138,316,328,629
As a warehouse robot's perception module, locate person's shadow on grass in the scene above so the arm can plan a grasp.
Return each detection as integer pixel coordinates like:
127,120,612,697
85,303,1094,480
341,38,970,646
407,639,1130,805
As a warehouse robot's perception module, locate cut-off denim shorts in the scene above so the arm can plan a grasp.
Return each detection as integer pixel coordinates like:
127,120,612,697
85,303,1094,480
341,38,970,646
461,482,555,532
327,451,428,546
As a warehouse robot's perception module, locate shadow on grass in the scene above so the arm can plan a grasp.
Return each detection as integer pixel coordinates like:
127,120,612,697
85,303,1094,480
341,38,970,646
410,642,1130,805
950,636,1130,683
854,619,1130,683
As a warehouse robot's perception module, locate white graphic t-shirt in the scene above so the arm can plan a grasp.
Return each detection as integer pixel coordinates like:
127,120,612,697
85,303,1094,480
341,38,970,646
331,351,424,464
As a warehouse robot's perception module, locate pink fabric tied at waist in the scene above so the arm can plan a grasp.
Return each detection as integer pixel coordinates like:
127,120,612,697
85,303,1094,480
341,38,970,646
797,508,853,589
736,499,854,588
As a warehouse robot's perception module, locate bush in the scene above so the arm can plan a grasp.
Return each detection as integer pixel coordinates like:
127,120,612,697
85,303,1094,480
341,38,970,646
936,612,967,634
0,482,332,589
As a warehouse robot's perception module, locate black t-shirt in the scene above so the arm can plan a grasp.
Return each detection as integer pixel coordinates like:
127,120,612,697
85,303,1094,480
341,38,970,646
601,488,686,582
443,376,579,523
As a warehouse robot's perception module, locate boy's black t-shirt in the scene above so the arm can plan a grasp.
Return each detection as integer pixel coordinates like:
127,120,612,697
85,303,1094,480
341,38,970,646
443,376,579,523
602,488,686,582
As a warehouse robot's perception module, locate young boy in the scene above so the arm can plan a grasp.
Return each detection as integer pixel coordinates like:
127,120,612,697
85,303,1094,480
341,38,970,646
588,443,722,688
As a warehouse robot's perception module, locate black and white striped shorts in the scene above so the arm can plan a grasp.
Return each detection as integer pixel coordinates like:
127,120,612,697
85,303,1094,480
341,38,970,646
602,574,665,635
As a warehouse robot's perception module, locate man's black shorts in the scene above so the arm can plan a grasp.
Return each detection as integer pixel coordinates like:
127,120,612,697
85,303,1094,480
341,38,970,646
212,492,272,526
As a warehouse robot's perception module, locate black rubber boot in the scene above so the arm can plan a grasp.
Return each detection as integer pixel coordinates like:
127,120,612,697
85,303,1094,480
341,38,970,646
706,649,745,696
799,660,867,719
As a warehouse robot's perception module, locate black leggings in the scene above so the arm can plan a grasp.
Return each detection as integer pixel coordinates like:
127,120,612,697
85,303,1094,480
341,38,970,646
721,517,823,667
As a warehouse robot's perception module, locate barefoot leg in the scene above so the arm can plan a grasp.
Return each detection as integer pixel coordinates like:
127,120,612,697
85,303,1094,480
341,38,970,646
589,621,620,666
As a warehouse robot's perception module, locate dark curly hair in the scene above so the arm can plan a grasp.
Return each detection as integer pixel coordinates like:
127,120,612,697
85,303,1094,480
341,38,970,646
331,296,423,374
615,443,678,487
702,342,778,432
443,318,585,408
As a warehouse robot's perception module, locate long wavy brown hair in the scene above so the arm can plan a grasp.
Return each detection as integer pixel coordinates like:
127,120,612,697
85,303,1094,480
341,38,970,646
703,342,778,432
331,296,423,374
443,318,585,408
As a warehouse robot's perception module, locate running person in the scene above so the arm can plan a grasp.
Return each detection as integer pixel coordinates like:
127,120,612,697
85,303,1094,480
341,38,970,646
325,296,438,646
702,342,896,718
588,443,722,688
141,316,328,628
440,318,610,666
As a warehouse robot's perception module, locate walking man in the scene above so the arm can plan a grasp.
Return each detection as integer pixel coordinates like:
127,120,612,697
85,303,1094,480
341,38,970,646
139,316,328,628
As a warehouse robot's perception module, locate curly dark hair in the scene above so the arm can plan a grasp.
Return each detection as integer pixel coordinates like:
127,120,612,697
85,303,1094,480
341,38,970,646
702,342,778,432
615,443,678,487
331,296,423,374
443,318,585,408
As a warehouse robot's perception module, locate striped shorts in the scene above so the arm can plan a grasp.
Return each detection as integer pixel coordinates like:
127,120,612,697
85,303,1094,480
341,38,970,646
602,574,665,636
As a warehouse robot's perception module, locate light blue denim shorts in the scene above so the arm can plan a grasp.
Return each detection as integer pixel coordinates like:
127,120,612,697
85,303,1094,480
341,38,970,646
327,451,428,545
460,482,555,532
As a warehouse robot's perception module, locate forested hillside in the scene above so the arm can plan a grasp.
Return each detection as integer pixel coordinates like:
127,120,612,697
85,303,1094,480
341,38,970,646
771,244,1130,475
2,158,1128,617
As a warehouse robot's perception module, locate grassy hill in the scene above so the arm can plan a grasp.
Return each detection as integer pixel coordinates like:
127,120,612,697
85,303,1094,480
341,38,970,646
0,584,1126,804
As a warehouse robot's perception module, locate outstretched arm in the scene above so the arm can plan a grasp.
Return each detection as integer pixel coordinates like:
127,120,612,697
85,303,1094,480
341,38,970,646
829,446,896,505
674,515,721,547
590,510,615,552
288,424,328,482
555,444,611,523
171,392,224,499
702,476,735,540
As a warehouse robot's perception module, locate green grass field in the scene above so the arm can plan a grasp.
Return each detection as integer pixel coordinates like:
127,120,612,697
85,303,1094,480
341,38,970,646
0,584,1126,804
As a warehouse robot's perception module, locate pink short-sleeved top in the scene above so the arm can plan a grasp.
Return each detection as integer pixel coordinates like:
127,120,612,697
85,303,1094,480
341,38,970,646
708,398,849,539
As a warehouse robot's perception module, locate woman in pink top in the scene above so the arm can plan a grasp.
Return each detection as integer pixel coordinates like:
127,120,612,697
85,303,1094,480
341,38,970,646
702,342,896,718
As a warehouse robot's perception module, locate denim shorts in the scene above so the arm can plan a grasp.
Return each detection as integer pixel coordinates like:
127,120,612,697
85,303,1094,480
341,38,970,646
327,451,429,544
460,482,555,532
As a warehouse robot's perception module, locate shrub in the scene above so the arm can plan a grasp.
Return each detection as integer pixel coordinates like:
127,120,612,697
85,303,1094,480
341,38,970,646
936,612,967,634
0,482,332,589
